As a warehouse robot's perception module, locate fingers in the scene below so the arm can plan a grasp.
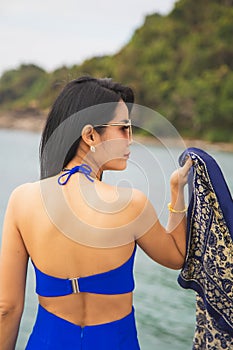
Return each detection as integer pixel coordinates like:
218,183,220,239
182,156,193,171
178,156,193,181
170,155,193,188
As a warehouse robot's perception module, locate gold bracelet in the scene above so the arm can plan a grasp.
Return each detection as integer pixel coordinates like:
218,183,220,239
168,202,187,213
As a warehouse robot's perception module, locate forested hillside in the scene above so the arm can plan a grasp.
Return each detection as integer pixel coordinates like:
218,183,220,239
0,0,232,141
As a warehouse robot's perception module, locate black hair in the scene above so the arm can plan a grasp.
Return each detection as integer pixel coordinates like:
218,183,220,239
40,76,134,179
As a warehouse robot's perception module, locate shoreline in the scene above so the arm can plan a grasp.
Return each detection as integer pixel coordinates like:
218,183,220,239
134,135,233,153
0,110,46,133
0,112,233,153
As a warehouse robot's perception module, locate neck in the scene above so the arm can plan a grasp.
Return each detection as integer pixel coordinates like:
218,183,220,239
65,142,103,181
65,160,102,182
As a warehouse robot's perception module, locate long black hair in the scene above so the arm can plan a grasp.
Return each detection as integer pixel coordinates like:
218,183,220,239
40,76,134,179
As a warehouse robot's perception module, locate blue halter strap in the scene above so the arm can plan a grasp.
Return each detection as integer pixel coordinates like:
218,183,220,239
57,164,94,185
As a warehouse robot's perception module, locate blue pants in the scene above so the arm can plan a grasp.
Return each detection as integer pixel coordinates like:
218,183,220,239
25,304,140,349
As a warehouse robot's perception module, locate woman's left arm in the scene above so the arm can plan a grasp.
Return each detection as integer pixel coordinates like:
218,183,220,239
0,187,29,350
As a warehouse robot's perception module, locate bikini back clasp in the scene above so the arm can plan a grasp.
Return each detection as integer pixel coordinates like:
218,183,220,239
69,277,80,293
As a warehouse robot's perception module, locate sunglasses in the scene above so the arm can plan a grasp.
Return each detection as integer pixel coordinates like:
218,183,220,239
93,120,132,141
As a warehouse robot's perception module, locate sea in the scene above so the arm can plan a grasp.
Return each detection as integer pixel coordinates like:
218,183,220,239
0,128,232,350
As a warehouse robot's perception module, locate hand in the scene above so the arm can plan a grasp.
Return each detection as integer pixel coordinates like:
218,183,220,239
170,156,193,190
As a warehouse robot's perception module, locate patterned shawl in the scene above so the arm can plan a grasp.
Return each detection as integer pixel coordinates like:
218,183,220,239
178,147,233,349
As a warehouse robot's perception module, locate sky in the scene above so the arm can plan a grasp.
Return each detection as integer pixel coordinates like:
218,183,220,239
0,0,177,77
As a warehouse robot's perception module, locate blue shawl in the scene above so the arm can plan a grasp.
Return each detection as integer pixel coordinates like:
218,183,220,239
178,148,233,349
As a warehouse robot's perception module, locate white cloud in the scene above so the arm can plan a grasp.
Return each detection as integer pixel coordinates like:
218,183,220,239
0,0,177,76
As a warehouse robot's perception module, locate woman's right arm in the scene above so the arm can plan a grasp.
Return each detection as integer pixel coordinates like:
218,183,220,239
134,157,192,270
0,187,29,350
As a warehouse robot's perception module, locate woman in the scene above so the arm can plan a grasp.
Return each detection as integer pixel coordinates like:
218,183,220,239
0,76,192,349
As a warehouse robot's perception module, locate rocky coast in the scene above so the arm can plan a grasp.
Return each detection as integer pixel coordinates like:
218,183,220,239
0,110,232,153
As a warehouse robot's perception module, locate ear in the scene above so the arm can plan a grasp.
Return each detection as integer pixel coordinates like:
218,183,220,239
81,124,95,146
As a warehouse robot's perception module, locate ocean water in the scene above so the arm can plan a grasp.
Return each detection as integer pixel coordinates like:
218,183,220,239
0,128,232,350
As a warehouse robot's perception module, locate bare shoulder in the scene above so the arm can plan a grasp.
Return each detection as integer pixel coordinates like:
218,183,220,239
130,188,148,203
10,181,40,201
99,181,151,218
116,185,153,218
7,181,41,215
129,188,151,213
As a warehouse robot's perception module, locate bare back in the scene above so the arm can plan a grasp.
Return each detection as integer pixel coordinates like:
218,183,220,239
16,173,139,326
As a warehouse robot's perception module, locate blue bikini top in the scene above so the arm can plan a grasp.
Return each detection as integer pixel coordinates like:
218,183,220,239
31,244,137,297
33,164,137,297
